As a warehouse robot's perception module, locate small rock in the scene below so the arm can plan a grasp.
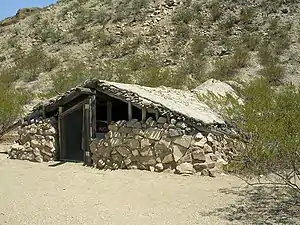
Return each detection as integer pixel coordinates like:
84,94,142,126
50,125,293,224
201,169,210,176
193,163,207,172
195,132,204,139
176,121,187,129
203,144,213,153
175,162,195,175
192,149,206,163
155,163,164,172
108,124,119,132
157,117,167,124
149,166,155,172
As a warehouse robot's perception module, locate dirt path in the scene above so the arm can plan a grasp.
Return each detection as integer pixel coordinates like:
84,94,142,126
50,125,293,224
0,153,298,225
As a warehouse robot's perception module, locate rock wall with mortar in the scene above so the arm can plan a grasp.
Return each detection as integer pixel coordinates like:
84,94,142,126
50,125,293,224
9,119,56,162
91,117,240,176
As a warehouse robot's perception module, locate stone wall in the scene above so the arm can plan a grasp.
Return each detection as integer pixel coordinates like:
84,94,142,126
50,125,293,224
91,117,239,176
9,119,56,162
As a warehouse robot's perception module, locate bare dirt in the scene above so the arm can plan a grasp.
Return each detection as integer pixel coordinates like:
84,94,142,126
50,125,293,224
0,152,299,225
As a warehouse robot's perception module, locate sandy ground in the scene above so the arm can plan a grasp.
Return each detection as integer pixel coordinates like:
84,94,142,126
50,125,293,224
0,151,299,225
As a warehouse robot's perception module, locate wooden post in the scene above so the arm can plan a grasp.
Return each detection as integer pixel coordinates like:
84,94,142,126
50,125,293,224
155,111,159,121
128,102,132,121
58,107,64,160
107,100,112,123
83,103,92,166
91,95,96,139
142,107,147,122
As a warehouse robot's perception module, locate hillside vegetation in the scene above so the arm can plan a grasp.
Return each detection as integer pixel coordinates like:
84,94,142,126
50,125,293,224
0,0,299,95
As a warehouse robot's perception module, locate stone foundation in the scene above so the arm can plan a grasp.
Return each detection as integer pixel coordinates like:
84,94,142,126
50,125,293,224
9,119,56,162
91,117,239,176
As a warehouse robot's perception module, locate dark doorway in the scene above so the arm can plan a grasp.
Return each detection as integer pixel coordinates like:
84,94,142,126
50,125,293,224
61,106,84,161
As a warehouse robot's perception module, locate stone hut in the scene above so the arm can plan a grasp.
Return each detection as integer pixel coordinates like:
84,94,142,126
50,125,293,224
7,79,240,175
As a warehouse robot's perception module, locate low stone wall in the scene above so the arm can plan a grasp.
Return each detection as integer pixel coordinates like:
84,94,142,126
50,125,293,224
9,119,56,162
91,117,239,176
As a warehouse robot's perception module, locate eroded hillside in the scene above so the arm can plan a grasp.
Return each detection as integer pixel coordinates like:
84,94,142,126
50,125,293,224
0,0,300,97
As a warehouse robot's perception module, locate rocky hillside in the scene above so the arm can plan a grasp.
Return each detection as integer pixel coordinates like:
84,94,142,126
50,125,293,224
0,0,300,97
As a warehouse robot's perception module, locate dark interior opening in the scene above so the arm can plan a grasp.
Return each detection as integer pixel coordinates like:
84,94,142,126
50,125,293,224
61,106,84,161
95,94,142,138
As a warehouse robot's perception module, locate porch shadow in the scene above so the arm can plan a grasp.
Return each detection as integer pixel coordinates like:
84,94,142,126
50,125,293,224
202,184,300,224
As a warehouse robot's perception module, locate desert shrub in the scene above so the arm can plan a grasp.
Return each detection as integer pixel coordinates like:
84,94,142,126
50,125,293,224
174,22,190,43
138,66,186,89
51,61,92,93
231,46,250,68
260,62,284,85
14,48,59,82
240,6,255,25
258,45,284,85
73,28,93,44
241,32,260,51
172,6,194,24
225,78,300,194
209,1,222,22
212,57,236,80
131,0,149,14
35,20,62,44
0,84,30,134
114,37,142,58
191,35,207,56
94,8,111,25
93,30,116,47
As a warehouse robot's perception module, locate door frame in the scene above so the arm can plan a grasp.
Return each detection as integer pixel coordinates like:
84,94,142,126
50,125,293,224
58,97,94,165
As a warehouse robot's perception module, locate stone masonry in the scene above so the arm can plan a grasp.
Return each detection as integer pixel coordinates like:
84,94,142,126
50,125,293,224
9,119,56,162
91,117,239,176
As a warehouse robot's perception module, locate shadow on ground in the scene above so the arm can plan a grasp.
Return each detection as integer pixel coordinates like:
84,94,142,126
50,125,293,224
204,185,300,224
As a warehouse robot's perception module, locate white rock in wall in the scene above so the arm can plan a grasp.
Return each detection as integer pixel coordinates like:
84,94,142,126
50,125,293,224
192,149,206,163
125,139,140,149
140,146,154,157
144,128,163,141
116,146,131,157
172,144,187,162
43,127,56,136
161,154,173,164
176,163,195,175
192,137,207,148
140,139,152,148
203,144,213,153
157,117,167,124
173,135,192,148
108,124,119,132
108,138,123,147
194,132,204,139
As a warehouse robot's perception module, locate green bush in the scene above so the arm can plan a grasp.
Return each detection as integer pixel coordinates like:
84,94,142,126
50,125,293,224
51,61,92,93
172,6,194,24
191,35,207,56
14,48,59,82
174,22,190,43
226,78,300,194
0,84,30,134
209,1,222,22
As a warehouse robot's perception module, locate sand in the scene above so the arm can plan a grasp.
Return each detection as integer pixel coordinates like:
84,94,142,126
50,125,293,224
0,152,298,225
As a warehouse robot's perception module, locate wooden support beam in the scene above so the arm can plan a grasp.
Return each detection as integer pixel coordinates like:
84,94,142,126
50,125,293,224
107,100,112,123
58,107,64,160
83,103,92,166
128,102,132,121
58,99,89,118
142,107,147,122
155,111,159,121
91,95,96,139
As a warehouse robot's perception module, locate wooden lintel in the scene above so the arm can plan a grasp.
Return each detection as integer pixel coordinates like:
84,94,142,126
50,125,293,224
58,99,89,119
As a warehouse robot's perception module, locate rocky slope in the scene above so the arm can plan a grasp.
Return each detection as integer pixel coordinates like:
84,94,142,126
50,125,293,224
0,0,300,96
